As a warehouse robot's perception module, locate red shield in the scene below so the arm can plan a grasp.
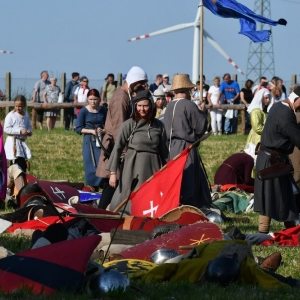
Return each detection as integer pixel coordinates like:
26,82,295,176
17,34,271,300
119,221,223,261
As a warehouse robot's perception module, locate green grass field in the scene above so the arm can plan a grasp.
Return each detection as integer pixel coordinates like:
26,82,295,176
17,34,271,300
1,128,300,299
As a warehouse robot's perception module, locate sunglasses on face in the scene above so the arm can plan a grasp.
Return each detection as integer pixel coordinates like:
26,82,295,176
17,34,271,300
156,97,165,100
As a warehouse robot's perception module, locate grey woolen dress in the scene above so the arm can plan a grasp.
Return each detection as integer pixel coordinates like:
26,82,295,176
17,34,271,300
107,118,168,213
164,98,212,209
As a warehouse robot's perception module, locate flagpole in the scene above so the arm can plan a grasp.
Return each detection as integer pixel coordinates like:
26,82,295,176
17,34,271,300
113,137,208,214
199,0,204,104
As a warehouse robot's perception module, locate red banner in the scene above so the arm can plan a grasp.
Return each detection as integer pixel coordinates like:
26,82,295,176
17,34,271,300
130,147,190,218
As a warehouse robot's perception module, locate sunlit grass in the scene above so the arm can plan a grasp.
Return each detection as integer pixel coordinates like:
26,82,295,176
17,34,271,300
1,127,300,298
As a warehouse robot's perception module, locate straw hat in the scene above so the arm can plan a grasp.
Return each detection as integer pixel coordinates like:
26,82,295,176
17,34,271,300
170,74,195,91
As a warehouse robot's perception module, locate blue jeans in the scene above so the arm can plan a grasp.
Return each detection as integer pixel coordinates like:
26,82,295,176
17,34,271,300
224,110,238,133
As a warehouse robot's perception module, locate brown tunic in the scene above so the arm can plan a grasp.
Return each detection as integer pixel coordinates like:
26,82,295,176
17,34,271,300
289,111,300,186
96,87,131,178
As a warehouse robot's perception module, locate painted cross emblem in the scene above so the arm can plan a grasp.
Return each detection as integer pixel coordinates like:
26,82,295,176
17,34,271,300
143,200,159,217
50,186,66,200
190,234,210,245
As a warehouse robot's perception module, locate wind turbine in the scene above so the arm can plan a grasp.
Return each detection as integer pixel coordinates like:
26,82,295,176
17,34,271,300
127,2,244,82
0,49,13,54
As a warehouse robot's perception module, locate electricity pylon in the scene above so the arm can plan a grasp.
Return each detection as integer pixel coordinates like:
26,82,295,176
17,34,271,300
246,0,275,81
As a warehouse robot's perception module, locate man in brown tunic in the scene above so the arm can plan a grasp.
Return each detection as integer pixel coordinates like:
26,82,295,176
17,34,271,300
96,66,148,208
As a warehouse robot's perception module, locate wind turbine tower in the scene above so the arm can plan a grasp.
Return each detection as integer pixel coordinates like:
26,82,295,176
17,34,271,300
246,0,275,81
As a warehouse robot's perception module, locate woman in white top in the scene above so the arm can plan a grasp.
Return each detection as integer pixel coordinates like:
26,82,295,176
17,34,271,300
4,95,32,173
74,76,89,116
207,76,224,135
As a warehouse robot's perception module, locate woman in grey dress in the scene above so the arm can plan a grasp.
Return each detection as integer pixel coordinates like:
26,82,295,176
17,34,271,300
43,77,61,131
107,90,168,213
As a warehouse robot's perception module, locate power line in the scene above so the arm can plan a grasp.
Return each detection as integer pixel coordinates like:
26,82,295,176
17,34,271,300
280,0,300,4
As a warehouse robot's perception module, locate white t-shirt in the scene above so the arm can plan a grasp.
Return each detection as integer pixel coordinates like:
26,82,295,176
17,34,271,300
74,86,89,103
208,85,224,105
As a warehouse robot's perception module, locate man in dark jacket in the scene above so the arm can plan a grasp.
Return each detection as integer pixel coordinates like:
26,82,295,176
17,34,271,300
64,72,79,131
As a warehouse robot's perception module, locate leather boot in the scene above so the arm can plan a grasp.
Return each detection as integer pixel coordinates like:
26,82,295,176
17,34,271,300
260,251,282,272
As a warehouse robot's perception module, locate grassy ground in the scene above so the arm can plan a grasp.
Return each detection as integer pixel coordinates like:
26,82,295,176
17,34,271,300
1,127,300,299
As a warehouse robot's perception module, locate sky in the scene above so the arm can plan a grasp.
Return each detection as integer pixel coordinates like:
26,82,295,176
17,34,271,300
0,0,299,88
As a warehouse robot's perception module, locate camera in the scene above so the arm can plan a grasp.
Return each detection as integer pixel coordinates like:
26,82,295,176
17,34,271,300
261,81,268,87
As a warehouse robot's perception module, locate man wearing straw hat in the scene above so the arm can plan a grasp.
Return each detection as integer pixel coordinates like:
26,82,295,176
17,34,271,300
164,74,212,209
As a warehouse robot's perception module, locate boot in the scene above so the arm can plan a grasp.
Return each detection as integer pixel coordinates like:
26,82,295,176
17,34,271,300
260,251,282,272
226,227,246,240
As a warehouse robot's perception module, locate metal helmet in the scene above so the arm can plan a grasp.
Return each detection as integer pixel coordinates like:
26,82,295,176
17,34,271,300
150,248,180,265
206,253,240,286
87,269,130,297
206,211,223,224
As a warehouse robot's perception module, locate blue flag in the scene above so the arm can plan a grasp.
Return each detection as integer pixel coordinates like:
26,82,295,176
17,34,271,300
203,0,287,43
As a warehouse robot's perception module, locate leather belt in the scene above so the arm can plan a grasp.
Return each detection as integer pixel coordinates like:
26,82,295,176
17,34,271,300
7,135,25,142
260,144,287,164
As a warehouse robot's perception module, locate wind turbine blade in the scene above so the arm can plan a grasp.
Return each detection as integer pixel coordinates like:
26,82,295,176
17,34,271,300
0,50,13,54
127,22,194,42
204,30,244,75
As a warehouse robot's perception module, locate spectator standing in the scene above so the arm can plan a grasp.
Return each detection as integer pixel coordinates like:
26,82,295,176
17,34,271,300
244,88,270,148
271,76,287,97
43,77,61,131
101,73,119,105
76,89,107,190
64,72,79,131
158,74,174,103
270,86,285,105
4,95,32,173
207,76,224,135
240,79,254,134
30,71,50,130
0,122,7,201
107,90,168,213
192,81,206,112
0,90,4,101
96,66,148,209
217,73,240,134
153,89,167,118
149,74,163,93
74,76,89,116
164,74,212,209
200,75,210,104
122,74,127,85
252,77,271,95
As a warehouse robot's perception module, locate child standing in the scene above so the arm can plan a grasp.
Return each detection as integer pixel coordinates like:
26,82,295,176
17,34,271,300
4,95,32,173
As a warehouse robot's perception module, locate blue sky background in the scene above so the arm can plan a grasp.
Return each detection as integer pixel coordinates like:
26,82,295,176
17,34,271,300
0,0,299,87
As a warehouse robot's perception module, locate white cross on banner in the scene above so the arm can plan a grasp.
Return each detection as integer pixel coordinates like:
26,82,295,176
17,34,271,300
143,200,159,217
130,147,190,218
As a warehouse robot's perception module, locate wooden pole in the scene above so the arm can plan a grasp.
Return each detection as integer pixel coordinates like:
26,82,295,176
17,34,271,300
5,72,11,115
117,73,122,87
60,72,66,128
199,1,204,104
291,74,297,87
241,108,245,135
31,108,37,130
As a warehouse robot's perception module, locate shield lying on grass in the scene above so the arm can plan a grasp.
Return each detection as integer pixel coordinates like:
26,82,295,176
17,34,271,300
119,222,223,261
0,235,101,294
